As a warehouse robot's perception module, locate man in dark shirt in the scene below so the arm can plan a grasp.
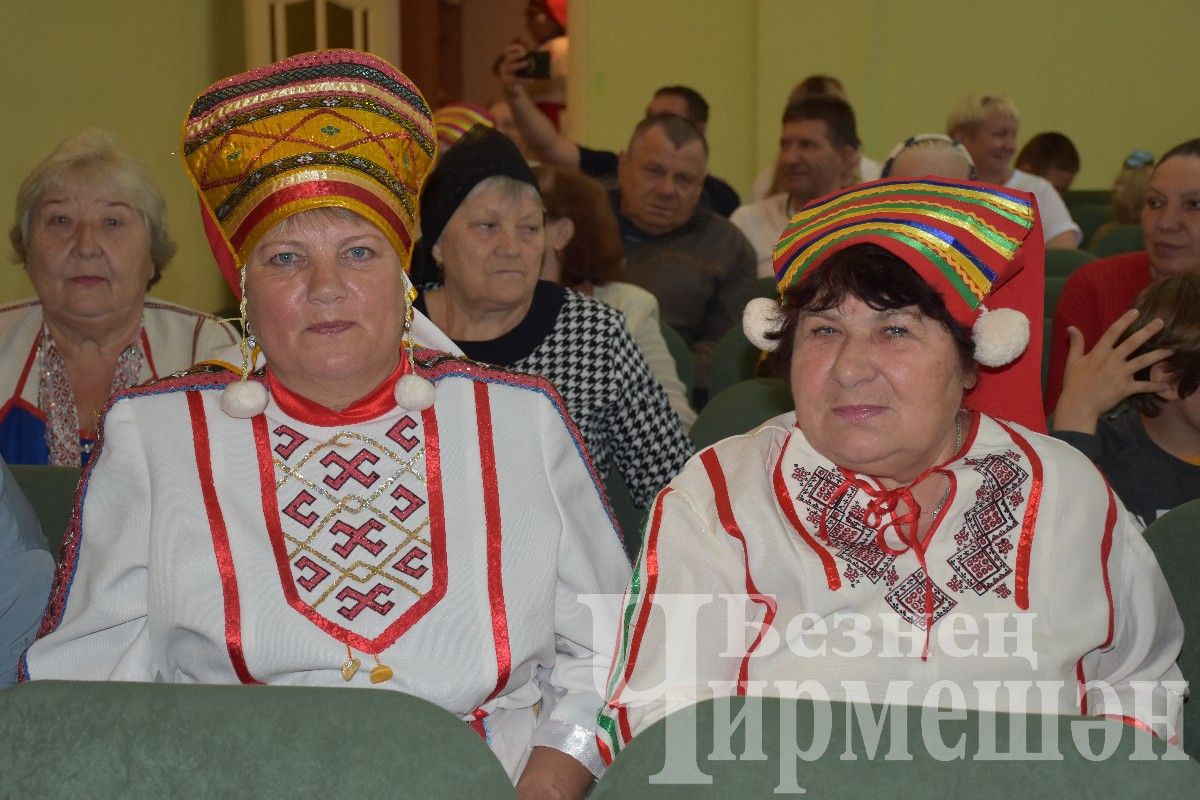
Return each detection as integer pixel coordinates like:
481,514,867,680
607,114,756,389
495,44,741,216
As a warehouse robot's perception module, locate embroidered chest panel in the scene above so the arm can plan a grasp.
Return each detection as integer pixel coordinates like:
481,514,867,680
262,411,445,651
786,447,1033,630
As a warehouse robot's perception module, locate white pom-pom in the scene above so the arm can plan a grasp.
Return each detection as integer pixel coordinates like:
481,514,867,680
219,380,268,418
743,297,784,352
972,306,1030,367
394,373,435,411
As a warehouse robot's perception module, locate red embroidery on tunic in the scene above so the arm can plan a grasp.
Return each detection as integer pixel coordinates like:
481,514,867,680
257,405,447,653
945,451,1029,599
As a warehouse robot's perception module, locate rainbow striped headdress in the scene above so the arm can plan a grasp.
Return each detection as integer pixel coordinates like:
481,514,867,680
181,49,437,296
745,177,1043,367
432,103,494,152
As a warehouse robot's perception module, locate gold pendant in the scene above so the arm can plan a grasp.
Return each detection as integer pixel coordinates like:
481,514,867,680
341,657,362,681
369,663,393,684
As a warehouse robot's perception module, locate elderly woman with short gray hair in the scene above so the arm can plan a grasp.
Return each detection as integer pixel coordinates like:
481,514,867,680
1,129,236,465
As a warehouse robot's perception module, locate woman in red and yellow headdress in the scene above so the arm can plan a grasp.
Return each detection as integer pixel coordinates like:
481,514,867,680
22,50,629,798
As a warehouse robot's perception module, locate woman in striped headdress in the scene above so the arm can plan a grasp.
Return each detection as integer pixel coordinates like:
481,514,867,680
597,178,1184,764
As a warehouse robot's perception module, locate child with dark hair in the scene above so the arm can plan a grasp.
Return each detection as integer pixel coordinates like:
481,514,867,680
1052,273,1200,523
1015,131,1081,194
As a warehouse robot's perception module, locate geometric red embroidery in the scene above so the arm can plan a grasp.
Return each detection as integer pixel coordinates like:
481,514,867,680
336,584,395,620
273,424,309,460
394,545,429,579
330,517,387,558
390,482,425,522
321,448,381,490
947,452,1029,598
885,569,957,629
386,416,420,451
294,556,331,590
282,490,319,528
790,464,897,587
269,414,435,641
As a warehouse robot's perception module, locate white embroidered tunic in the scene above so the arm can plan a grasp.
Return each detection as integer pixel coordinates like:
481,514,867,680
598,412,1185,762
23,352,632,781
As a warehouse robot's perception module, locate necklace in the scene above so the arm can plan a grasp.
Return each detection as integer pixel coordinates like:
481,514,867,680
929,412,964,519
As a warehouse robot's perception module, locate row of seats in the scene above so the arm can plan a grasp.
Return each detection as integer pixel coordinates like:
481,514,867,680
2,670,1195,797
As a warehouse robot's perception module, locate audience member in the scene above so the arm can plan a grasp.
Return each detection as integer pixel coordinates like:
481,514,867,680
732,96,861,276
496,45,741,216
947,95,1082,248
413,126,693,507
1046,138,1200,411
609,114,756,390
881,133,976,179
748,74,880,201
0,455,52,688
24,52,630,799
1093,148,1155,245
1015,131,1081,194
883,139,1046,433
600,179,1183,758
487,99,535,161
1052,274,1200,525
1,129,237,466
519,0,569,128
534,163,697,430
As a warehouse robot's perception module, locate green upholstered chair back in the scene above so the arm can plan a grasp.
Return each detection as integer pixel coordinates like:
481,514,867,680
659,321,693,395
1144,498,1200,758
605,470,648,560
9,465,81,559
1044,248,1096,277
690,378,793,450
592,696,1199,798
1044,274,1069,317
706,326,765,400
1064,188,1112,209
0,681,513,798
1091,223,1145,257
1070,204,1113,250
754,276,779,299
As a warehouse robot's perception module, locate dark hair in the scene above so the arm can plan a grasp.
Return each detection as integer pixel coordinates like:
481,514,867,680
653,85,709,126
628,112,709,157
1160,137,1200,164
1015,132,1081,174
788,74,845,105
533,164,622,287
781,96,860,150
763,244,976,380
1123,273,1200,417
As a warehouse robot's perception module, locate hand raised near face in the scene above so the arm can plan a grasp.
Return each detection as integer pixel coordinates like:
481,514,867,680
1052,309,1174,434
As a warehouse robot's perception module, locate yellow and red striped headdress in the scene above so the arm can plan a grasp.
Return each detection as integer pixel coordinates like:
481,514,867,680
432,103,494,152
746,177,1044,368
181,49,437,296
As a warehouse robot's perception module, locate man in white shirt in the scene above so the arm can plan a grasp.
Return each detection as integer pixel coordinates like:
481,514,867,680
732,96,860,277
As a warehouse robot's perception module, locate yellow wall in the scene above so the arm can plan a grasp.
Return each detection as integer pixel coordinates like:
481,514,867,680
576,0,1200,196
0,0,241,309
3,0,1198,307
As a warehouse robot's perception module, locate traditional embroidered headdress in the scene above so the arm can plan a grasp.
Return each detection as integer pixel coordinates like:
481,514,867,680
181,49,439,417
432,103,494,152
744,177,1042,368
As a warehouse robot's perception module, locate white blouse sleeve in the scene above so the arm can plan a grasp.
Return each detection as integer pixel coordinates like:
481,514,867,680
529,396,633,777
22,399,155,681
1082,497,1186,741
597,478,750,763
